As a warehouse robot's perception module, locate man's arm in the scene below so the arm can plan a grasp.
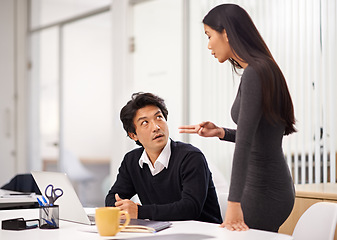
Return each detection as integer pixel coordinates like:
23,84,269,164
105,157,136,207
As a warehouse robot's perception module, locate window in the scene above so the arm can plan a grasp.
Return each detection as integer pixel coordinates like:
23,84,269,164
29,1,112,206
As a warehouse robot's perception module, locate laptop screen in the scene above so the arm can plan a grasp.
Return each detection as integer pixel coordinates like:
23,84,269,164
31,171,92,225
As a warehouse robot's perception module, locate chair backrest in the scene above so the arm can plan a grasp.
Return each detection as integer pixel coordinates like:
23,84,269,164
60,149,94,182
217,192,228,220
292,202,337,240
207,161,229,220
1,174,41,195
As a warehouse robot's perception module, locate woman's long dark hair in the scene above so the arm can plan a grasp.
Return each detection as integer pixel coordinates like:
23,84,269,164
203,4,296,135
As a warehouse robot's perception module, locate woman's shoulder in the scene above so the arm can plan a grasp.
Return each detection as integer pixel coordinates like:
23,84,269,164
242,65,259,80
241,65,262,88
238,66,263,98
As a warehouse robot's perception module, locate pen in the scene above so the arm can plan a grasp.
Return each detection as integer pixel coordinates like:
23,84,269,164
42,195,49,206
43,218,56,227
51,218,57,226
37,197,45,207
37,197,49,216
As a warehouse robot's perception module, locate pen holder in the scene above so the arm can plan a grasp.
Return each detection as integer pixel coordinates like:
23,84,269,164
39,205,59,229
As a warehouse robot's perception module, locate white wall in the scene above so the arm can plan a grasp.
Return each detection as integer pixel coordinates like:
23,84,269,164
132,0,183,142
0,0,16,186
0,0,28,186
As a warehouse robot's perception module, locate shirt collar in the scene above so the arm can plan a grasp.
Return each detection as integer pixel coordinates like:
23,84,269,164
139,138,171,169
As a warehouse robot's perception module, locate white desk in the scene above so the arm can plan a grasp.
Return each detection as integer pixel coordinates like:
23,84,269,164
0,208,293,240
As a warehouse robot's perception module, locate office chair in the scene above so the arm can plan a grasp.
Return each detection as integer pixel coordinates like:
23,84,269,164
217,192,228,220
207,161,229,220
60,149,95,206
292,202,337,240
1,173,41,195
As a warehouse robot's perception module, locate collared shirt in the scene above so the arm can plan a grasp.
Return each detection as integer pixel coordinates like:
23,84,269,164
139,139,171,176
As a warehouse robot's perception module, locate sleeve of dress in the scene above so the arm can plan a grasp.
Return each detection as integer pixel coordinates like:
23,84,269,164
138,151,211,221
105,155,137,207
228,67,263,202
219,128,236,142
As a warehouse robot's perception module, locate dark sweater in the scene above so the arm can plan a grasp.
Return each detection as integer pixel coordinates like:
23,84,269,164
105,140,222,224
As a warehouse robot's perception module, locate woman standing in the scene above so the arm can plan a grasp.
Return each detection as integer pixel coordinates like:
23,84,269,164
179,4,296,232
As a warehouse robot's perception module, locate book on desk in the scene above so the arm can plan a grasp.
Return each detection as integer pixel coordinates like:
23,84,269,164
120,219,172,233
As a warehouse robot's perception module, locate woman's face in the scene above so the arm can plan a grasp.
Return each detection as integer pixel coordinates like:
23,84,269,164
204,24,232,63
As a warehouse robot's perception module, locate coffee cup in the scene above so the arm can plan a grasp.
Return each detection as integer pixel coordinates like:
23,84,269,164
95,207,130,236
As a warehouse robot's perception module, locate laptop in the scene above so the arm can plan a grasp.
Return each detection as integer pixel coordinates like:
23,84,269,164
31,171,95,225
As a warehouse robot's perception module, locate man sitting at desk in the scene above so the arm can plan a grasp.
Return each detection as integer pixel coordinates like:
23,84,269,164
105,92,222,224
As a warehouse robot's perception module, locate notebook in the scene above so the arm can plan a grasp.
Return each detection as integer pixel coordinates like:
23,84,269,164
31,171,95,225
121,219,172,233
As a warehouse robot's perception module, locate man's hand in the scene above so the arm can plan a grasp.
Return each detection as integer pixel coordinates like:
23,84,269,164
114,193,139,219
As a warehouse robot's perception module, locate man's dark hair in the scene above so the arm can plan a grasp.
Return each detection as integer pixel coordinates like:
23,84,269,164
120,92,168,144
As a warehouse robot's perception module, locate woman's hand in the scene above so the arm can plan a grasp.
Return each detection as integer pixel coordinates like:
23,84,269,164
179,121,225,138
220,201,249,231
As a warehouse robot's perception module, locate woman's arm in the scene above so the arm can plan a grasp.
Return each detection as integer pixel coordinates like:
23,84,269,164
179,121,225,138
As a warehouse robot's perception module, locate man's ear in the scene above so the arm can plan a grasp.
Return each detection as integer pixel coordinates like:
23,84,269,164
128,132,138,142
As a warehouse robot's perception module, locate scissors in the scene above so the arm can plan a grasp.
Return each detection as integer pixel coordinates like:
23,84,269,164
45,184,63,206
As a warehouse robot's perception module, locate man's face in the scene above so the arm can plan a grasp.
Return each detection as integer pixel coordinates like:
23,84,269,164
129,105,169,155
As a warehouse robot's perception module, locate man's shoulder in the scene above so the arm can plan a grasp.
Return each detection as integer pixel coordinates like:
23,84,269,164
123,147,143,162
171,140,203,155
171,140,209,169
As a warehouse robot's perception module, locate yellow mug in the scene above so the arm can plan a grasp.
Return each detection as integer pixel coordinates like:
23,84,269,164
95,207,130,236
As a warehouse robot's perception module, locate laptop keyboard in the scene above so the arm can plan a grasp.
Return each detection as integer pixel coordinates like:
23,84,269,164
88,214,95,223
